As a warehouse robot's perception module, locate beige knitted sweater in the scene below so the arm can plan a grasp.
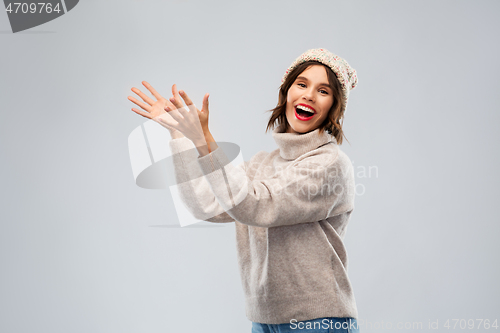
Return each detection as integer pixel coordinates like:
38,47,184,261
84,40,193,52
168,124,359,324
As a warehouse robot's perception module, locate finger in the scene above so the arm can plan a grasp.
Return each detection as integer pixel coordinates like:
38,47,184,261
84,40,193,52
169,95,185,111
165,98,177,110
131,87,155,106
202,93,209,113
164,98,182,116
131,108,152,119
179,89,194,106
170,84,185,110
172,84,184,104
142,81,163,101
128,96,152,112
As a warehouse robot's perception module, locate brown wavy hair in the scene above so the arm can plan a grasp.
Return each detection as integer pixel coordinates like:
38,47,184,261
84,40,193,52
265,60,348,145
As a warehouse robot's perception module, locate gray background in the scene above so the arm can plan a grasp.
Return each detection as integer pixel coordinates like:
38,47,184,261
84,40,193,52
1,0,499,332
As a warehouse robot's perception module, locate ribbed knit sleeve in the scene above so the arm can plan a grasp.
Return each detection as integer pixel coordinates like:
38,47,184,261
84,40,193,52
197,143,355,228
168,137,238,223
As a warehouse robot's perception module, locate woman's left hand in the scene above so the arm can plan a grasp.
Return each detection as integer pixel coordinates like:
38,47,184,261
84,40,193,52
156,88,207,148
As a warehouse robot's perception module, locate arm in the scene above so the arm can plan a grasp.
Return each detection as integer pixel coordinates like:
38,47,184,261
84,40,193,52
128,81,234,223
169,134,239,223
196,144,355,228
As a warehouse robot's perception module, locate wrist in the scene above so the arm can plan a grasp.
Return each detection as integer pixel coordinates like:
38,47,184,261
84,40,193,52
192,139,210,157
202,127,210,138
169,129,184,139
203,130,218,153
203,131,212,142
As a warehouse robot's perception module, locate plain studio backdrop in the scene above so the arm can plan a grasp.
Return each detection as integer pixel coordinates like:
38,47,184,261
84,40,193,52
1,1,499,332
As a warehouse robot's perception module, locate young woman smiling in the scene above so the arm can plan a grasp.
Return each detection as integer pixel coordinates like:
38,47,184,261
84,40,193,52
128,48,360,333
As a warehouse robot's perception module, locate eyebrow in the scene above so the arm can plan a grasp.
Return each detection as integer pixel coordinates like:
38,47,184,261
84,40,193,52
296,76,331,89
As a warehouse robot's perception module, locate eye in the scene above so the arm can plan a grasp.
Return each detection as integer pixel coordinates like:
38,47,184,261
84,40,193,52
320,89,329,95
297,83,306,88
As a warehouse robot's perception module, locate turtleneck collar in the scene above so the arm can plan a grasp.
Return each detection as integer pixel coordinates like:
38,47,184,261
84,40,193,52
271,123,336,160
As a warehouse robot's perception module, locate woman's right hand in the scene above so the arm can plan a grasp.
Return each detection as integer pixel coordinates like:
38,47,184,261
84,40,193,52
128,81,181,136
129,81,168,118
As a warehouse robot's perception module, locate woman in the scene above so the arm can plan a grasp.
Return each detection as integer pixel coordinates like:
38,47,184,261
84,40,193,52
128,48,360,333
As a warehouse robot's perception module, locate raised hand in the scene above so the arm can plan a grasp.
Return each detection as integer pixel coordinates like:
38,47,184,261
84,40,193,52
170,85,217,154
128,81,215,156
171,84,210,133
128,81,178,133
156,89,207,147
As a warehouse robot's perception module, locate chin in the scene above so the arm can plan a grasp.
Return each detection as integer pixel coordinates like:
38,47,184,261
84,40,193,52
287,123,313,134
286,110,317,134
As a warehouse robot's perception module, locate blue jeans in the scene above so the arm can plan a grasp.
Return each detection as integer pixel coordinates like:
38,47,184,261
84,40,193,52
252,317,360,333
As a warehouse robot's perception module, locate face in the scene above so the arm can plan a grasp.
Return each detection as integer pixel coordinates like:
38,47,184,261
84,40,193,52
285,65,334,134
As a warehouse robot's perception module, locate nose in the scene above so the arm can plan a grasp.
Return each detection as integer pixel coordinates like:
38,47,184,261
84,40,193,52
302,88,314,102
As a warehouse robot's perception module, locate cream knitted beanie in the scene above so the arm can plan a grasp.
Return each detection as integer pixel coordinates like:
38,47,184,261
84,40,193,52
281,48,358,114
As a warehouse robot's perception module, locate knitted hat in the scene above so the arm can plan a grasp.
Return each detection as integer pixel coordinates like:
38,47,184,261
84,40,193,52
281,48,358,114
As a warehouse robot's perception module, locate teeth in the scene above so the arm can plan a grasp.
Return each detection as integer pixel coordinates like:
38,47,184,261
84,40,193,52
296,105,315,113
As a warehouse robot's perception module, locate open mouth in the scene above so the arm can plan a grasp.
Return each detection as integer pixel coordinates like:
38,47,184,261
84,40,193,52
295,104,315,120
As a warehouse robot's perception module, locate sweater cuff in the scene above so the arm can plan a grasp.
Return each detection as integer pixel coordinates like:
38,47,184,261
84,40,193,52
196,145,237,210
168,136,194,155
197,145,233,174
